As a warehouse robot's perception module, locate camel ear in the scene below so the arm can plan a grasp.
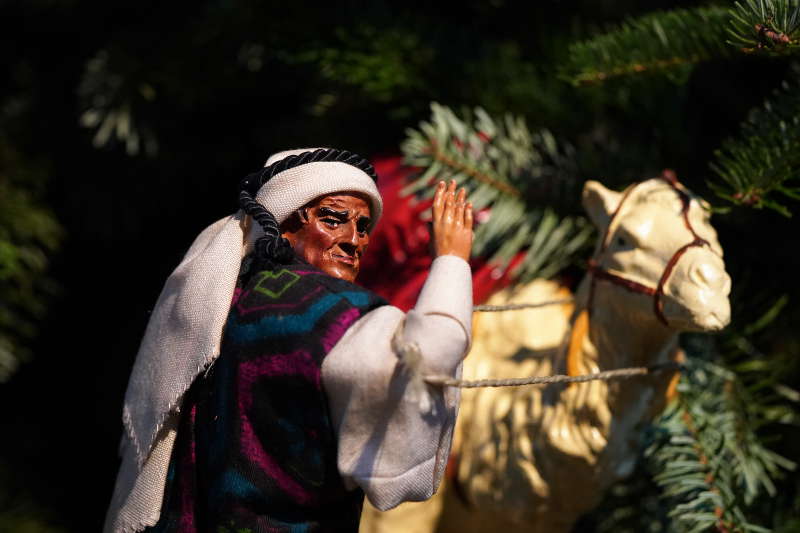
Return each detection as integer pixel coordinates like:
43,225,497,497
582,180,622,231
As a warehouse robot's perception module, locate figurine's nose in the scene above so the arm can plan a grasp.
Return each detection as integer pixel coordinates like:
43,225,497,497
338,222,366,256
345,223,360,245
339,241,357,256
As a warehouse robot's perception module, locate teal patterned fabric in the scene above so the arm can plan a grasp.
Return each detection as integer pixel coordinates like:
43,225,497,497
148,256,386,532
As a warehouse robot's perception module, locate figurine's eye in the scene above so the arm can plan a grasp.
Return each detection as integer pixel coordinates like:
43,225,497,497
356,217,370,235
322,218,342,227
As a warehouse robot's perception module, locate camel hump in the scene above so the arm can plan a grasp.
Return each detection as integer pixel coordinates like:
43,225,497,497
471,279,574,363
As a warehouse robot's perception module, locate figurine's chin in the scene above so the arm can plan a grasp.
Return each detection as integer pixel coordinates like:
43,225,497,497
319,260,359,282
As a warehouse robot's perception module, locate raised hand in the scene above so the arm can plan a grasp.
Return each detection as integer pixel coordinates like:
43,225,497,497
432,180,473,261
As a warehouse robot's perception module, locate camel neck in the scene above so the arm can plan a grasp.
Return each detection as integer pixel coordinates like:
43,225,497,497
576,276,677,372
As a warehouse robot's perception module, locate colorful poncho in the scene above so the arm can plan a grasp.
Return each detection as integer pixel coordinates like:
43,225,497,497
147,256,386,532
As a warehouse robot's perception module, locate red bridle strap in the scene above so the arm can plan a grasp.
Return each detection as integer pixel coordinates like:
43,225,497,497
587,259,656,297
652,237,707,325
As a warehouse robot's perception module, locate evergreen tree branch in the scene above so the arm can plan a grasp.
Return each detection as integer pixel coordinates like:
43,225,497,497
562,2,800,86
647,358,795,532
644,303,798,533
282,25,431,104
78,49,159,157
426,138,522,197
729,0,800,54
561,6,735,86
401,103,592,282
708,77,800,217
0,143,62,382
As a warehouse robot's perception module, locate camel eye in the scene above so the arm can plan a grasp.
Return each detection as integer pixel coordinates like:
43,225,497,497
614,228,638,249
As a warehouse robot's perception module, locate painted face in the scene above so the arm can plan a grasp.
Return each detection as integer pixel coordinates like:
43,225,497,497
281,193,372,282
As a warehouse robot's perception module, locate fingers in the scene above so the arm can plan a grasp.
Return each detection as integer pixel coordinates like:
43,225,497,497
433,181,446,222
454,187,466,227
444,180,457,222
433,180,472,226
429,179,473,261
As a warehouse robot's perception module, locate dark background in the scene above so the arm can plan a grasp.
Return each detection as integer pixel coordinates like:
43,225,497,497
0,1,797,531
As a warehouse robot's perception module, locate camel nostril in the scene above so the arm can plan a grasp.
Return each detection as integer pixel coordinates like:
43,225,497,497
690,262,723,289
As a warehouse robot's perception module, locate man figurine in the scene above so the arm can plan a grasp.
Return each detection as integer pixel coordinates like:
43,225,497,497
105,148,474,532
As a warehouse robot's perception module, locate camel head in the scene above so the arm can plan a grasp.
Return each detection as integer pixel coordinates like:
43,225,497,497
582,176,731,332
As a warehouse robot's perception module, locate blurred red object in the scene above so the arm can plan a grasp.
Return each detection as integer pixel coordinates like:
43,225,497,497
359,155,523,311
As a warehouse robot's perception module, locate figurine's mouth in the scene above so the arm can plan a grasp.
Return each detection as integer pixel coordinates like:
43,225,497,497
331,253,357,266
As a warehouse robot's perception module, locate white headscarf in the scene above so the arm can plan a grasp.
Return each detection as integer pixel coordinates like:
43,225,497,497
105,148,382,533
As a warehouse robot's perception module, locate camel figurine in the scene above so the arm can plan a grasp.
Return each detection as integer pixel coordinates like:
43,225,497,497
360,174,732,532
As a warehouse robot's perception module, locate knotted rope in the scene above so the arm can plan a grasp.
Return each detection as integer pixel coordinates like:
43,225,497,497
392,321,437,412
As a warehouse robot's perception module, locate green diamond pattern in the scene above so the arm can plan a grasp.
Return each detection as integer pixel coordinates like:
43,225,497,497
252,269,300,299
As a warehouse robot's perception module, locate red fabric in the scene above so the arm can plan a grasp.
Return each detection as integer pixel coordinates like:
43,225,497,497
358,155,521,311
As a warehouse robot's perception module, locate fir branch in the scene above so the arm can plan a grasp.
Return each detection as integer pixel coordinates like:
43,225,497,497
0,145,62,382
426,138,522,197
284,25,431,104
647,357,795,532
401,103,591,282
729,0,800,54
78,49,159,157
708,78,800,217
643,306,798,533
562,2,799,86
561,6,734,86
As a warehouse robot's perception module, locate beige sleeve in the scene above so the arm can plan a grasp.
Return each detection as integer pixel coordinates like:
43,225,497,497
321,255,473,511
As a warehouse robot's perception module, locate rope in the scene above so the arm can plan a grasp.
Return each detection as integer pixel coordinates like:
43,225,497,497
245,148,378,192
400,297,681,390
238,189,294,264
424,362,682,388
473,298,574,312
448,297,679,388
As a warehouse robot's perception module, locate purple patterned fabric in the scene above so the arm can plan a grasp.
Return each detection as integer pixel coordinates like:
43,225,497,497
147,257,386,532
